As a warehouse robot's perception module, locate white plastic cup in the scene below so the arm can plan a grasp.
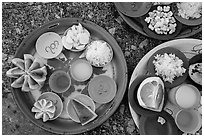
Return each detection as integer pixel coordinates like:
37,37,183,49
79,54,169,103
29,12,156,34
168,84,201,109
175,109,202,134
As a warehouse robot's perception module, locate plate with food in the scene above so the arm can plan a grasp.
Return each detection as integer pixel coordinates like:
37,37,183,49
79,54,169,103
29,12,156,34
172,2,202,26
147,47,189,88
114,2,152,17
6,18,128,134
140,5,183,40
115,2,202,40
128,38,202,135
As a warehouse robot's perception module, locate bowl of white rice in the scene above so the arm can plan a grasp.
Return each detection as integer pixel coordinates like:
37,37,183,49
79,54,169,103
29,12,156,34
147,47,189,88
172,2,202,26
85,40,113,67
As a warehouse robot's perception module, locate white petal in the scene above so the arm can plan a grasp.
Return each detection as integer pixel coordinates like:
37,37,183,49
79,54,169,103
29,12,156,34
35,112,43,119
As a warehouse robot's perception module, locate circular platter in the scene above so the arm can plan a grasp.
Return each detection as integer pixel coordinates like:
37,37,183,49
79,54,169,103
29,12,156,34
10,18,128,134
128,39,202,135
114,2,202,40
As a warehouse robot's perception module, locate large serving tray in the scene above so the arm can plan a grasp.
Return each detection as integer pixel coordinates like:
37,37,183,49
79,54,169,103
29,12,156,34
11,18,128,134
128,39,202,134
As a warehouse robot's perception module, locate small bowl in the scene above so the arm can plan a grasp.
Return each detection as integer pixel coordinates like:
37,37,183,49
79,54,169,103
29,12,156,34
140,5,182,40
70,59,93,82
147,47,189,88
139,111,181,135
114,2,152,17
85,40,113,67
37,92,63,121
49,70,71,93
172,2,202,26
62,24,91,52
88,75,117,104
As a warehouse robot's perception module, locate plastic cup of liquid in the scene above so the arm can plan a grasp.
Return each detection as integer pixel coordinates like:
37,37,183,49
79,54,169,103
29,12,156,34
168,84,201,109
175,109,202,134
49,70,71,93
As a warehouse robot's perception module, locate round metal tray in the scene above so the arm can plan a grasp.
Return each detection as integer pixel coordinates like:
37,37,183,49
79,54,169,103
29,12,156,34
116,5,201,40
11,18,128,134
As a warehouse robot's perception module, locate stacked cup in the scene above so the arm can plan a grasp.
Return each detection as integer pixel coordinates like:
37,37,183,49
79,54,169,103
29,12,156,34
168,84,202,134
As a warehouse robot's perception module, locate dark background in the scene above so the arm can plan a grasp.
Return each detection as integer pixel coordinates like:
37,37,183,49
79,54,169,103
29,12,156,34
2,2,202,135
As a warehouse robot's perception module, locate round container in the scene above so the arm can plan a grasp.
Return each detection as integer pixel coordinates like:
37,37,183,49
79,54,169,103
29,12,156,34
88,75,117,104
168,84,201,109
49,70,71,93
37,92,63,121
70,59,93,82
36,32,63,59
175,109,202,134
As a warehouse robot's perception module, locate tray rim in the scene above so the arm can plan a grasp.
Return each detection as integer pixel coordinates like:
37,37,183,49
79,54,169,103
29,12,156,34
11,17,128,134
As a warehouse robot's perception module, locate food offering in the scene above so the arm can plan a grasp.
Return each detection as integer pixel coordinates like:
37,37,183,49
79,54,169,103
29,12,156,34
172,2,202,26
6,54,47,92
147,47,189,88
188,54,202,87
137,77,164,112
115,2,202,40
62,23,91,51
31,99,56,122
7,18,128,134
128,39,202,135
140,5,182,40
85,40,113,67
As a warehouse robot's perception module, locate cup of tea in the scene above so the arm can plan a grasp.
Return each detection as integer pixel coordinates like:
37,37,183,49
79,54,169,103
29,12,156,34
175,109,202,134
49,70,71,93
168,84,201,109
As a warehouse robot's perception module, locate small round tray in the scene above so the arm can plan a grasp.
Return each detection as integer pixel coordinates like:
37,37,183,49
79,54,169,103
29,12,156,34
115,3,202,40
11,18,128,134
128,39,202,135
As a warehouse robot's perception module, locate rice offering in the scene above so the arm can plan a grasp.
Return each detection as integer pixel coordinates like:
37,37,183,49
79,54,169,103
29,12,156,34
153,53,186,83
145,6,177,35
177,2,202,19
85,40,113,67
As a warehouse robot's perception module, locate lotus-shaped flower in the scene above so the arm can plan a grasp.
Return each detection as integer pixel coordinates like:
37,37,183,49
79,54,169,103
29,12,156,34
31,99,56,122
6,54,47,92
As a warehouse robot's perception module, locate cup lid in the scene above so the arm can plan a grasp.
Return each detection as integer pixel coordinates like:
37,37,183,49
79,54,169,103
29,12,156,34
36,32,63,59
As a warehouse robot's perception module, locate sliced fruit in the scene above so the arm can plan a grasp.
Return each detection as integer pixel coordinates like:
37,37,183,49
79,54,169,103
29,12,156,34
24,54,34,71
88,75,117,104
66,94,95,123
70,99,97,125
189,63,202,85
12,58,25,70
137,77,164,112
6,67,25,78
11,75,25,88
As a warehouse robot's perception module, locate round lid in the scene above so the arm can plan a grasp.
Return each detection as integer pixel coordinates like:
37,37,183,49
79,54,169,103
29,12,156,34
36,32,63,59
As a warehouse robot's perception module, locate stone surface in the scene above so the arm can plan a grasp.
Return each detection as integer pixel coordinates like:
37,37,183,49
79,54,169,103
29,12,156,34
2,2,202,135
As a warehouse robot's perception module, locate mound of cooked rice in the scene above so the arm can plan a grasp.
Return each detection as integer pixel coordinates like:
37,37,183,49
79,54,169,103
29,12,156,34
153,53,186,83
85,40,113,67
177,2,202,19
